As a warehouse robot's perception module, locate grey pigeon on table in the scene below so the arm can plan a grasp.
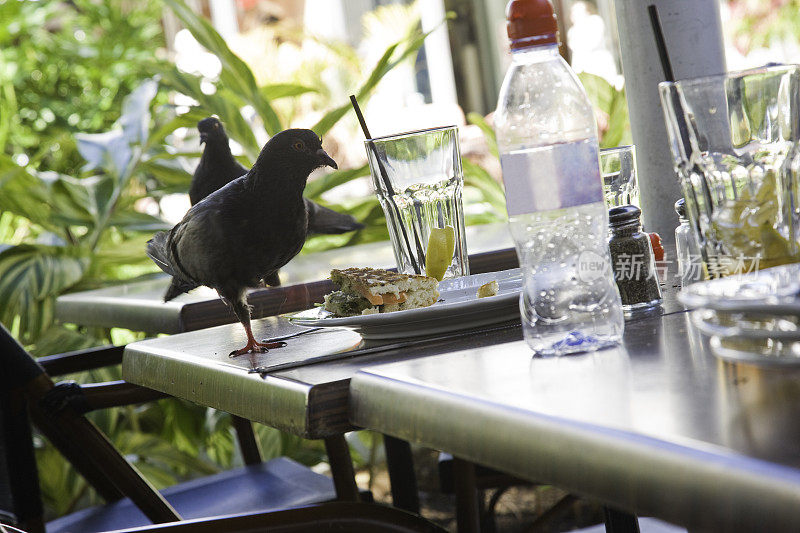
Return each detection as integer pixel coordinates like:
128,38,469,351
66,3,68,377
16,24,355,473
191,117,363,235
147,129,338,355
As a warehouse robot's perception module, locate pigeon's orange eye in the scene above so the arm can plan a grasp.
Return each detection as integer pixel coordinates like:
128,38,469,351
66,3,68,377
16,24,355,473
292,141,305,151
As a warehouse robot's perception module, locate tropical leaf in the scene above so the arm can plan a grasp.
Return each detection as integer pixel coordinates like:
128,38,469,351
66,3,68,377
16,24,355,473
0,244,89,343
76,78,160,180
145,108,208,149
462,158,506,213
0,154,56,231
29,325,101,357
119,77,159,146
466,112,498,159
140,159,193,188
304,164,369,199
311,21,438,137
116,430,220,480
163,0,282,135
157,67,260,159
260,83,318,101
107,210,171,232
42,173,116,228
577,72,632,148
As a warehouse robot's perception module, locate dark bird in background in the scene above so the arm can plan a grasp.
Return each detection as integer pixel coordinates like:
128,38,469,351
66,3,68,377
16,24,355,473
147,129,338,355
191,116,363,235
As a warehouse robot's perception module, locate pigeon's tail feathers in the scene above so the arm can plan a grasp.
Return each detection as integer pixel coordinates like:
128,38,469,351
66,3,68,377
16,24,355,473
306,200,364,235
163,276,199,302
147,231,199,301
146,231,178,277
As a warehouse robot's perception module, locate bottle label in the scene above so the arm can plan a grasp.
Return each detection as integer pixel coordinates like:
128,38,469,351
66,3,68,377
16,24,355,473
500,140,604,215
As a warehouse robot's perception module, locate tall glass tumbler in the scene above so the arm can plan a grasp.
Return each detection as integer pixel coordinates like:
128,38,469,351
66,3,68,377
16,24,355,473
659,65,800,278
365,126,469,280
601,145,639,209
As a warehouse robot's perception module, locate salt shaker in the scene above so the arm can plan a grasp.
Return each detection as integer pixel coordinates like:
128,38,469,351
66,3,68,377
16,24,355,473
674,198,705,287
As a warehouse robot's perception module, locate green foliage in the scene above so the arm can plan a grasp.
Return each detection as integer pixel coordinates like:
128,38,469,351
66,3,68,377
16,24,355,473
0,0,523,520
578,72,633,149
0,0,167,176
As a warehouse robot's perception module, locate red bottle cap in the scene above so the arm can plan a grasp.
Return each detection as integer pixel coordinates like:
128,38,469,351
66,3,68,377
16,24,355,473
506,0,559,50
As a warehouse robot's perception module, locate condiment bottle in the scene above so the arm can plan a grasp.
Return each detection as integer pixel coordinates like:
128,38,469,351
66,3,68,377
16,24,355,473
674,198,705,286
608,205,662,312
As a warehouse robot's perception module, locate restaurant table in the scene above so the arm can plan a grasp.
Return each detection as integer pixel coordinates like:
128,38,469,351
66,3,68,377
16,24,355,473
349,311,800,532
121,255,684,519
57,223,518,334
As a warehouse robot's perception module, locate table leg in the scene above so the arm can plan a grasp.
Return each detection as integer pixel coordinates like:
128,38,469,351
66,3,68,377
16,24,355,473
452,457,481,533
383,434,420,513
603,506,641,533
324,435,360,501
231,415,262,465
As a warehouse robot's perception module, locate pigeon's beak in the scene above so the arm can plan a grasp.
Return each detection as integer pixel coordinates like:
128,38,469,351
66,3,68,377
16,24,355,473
199,132,208,144
316,148,338,170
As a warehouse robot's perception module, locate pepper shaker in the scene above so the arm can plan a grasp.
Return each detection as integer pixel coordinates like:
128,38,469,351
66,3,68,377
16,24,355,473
608,205,662,313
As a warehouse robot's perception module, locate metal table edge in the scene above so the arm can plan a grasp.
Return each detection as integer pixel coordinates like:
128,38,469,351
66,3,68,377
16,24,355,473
349,369,800,532
122,342,316,438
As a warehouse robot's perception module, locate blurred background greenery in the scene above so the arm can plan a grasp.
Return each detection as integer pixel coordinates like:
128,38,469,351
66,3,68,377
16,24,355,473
0,0,789,521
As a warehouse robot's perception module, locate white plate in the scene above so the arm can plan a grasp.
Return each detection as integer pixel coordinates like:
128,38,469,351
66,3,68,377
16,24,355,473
690,308,800,341
678,262,800,314
710,335,800,367
288,269,522,339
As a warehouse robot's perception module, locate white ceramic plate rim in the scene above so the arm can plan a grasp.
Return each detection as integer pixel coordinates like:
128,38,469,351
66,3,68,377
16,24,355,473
288,268,521,328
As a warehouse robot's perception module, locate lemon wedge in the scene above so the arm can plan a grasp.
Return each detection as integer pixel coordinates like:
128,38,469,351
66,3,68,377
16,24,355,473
425,225,456,281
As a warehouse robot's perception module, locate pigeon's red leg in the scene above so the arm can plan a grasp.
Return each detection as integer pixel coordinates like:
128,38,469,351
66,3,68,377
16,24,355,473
228,294,287,356
230,323,286,356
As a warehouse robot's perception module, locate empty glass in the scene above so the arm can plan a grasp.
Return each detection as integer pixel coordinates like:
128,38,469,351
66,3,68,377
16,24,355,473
659,65,800,277
601,145,639,209
364,126,469,280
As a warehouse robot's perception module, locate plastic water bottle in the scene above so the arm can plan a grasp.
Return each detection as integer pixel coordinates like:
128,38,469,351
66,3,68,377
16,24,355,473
494,0,623,356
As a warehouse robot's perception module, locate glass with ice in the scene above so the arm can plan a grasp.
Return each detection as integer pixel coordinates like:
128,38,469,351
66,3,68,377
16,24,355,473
364,126,469,280
659,65,800,277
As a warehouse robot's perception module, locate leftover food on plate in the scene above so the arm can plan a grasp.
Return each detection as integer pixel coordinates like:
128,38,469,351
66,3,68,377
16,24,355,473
476,280,499,298
323,267,440,317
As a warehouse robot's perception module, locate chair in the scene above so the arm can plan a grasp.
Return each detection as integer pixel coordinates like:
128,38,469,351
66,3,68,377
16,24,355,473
1,323,425,533
439,455,686,533
438,454,538,533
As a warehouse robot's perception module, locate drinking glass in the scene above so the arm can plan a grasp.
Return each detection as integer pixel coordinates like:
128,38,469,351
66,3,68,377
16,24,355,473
659,65,800,278
365,125,469,280
601,145,639,208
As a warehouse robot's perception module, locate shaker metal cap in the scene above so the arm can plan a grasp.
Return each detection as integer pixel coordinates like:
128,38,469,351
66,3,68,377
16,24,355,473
506,0,559,50
608,205,642,227
674,198,686,218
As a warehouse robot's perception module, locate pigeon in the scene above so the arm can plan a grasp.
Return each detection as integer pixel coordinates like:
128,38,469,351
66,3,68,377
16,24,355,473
191,117,363,236
147,129,338,355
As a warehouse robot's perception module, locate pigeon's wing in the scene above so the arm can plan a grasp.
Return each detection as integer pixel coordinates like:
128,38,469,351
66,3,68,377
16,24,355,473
190,156,248,205
305,199,364,235
173,177,254,288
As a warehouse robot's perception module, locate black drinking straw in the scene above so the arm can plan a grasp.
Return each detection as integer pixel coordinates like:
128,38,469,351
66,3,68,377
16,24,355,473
648,5,714,269
350,95,422,274
647,4,675,82
648,4,694,160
